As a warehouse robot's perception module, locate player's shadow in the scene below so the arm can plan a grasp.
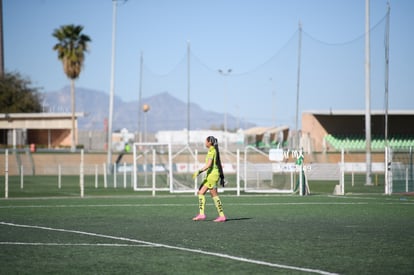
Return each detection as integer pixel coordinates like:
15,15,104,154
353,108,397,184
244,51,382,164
224,217,252,222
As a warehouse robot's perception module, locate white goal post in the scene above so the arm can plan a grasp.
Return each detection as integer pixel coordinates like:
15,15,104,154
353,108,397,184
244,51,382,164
132,142,202,194
242,146,296,193
131,142,308,195
132,142,173,194
385,146,414,194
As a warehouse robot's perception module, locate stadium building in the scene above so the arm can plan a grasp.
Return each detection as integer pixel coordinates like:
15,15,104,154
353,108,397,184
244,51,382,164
302,110,414,152
0,113,83,149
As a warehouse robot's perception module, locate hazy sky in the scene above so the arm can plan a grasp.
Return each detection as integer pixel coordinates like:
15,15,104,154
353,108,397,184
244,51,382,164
4,0,414,127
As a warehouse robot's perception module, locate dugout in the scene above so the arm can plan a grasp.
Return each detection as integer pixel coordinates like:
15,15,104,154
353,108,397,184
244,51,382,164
0,112,84,149
302,110,414,152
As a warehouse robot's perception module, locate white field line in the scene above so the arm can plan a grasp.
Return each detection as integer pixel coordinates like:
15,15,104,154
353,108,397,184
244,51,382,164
0,221,338,275
0,242,154,247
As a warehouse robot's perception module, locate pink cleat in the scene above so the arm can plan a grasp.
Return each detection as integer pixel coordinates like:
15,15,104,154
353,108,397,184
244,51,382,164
192,214,206,221
213,216,226,222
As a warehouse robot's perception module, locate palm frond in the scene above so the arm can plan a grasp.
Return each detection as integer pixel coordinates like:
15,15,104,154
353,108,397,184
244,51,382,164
52,24,91,80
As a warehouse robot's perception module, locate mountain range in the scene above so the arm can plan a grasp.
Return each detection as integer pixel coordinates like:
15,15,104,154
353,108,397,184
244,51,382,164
42,87,255,132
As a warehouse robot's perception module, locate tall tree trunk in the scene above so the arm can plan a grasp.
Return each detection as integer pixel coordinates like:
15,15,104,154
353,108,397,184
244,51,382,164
71,79,76,152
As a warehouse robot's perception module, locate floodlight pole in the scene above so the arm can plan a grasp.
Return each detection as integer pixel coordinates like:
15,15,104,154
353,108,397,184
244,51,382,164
384,1,390,144
295,21,302,149
107,0,118,174
365,0,372,185
138,51,144,143
187,41,191,145
0,0,4,77
218,68,232,151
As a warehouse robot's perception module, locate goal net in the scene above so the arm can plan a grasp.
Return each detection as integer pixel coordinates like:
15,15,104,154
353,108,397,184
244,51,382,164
133,142,173,193
386,147,414,194
132,143,199,194
242,146,295,193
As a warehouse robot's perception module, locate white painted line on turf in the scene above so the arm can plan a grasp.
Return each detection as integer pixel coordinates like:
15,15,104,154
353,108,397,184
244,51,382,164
0,242,155,247
0,204,193,209
0,221,338,275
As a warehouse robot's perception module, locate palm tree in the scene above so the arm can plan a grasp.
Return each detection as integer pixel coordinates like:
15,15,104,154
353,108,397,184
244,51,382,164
52,24,91,151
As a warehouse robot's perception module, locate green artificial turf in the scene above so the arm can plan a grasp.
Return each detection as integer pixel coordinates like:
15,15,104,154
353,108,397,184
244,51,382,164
0,192,413,274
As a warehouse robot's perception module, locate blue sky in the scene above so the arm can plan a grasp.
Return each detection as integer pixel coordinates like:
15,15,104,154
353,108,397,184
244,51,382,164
4,0,414,128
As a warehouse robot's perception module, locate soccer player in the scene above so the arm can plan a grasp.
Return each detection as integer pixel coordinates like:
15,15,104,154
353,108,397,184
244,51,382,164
192,136,226,222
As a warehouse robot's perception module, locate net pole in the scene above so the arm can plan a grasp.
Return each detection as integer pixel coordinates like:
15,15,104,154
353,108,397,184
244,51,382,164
58,165,61,189
299,163,303,196
103,163,107,188
95,164,98,188
390,147,393,194
341,148,345,195
113,163,117,188
123,162,127,189
80,149,84,198
152,148,156,196
384,146,389,195
133,143,137,190
352,170,354,187
20,165,23,189
130,169,133,188
410,146,413,191
5,149,8,199
236,149,240,196
406,168,409,193
194,149,198,195
144,150,148,186
168,143,173,193
244,147,247,190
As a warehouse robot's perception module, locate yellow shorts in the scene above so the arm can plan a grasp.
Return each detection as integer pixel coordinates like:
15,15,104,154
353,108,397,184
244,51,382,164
201,172,219,189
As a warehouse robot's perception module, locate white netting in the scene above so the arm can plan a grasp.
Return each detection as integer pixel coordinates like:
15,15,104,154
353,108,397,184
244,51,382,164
242,146,295,193
388,147,414,194
133,143,173,193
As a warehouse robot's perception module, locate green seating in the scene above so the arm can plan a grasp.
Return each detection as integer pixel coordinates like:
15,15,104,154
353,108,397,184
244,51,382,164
324,134,414,151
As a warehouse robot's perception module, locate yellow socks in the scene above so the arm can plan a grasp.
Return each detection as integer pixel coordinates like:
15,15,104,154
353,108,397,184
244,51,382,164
198,194,205,215
198,195,225,217
213,196,225,217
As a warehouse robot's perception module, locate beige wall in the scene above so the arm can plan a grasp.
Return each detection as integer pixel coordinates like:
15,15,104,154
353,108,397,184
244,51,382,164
302,113,328,152
27,129,73,147
0,113,81,147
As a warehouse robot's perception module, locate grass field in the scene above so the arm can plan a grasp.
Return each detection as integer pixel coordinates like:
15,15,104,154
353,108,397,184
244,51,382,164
1,177,414,274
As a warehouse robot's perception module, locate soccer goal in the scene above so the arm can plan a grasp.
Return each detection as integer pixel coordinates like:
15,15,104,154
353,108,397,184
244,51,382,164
170,144,200,193
242,146,295,193
132,142,173,194
132,143,199,194
385,146,414,194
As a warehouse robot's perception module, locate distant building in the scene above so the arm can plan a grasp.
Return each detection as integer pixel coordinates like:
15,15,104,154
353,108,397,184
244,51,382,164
302,110,414,152
0,113,83,149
